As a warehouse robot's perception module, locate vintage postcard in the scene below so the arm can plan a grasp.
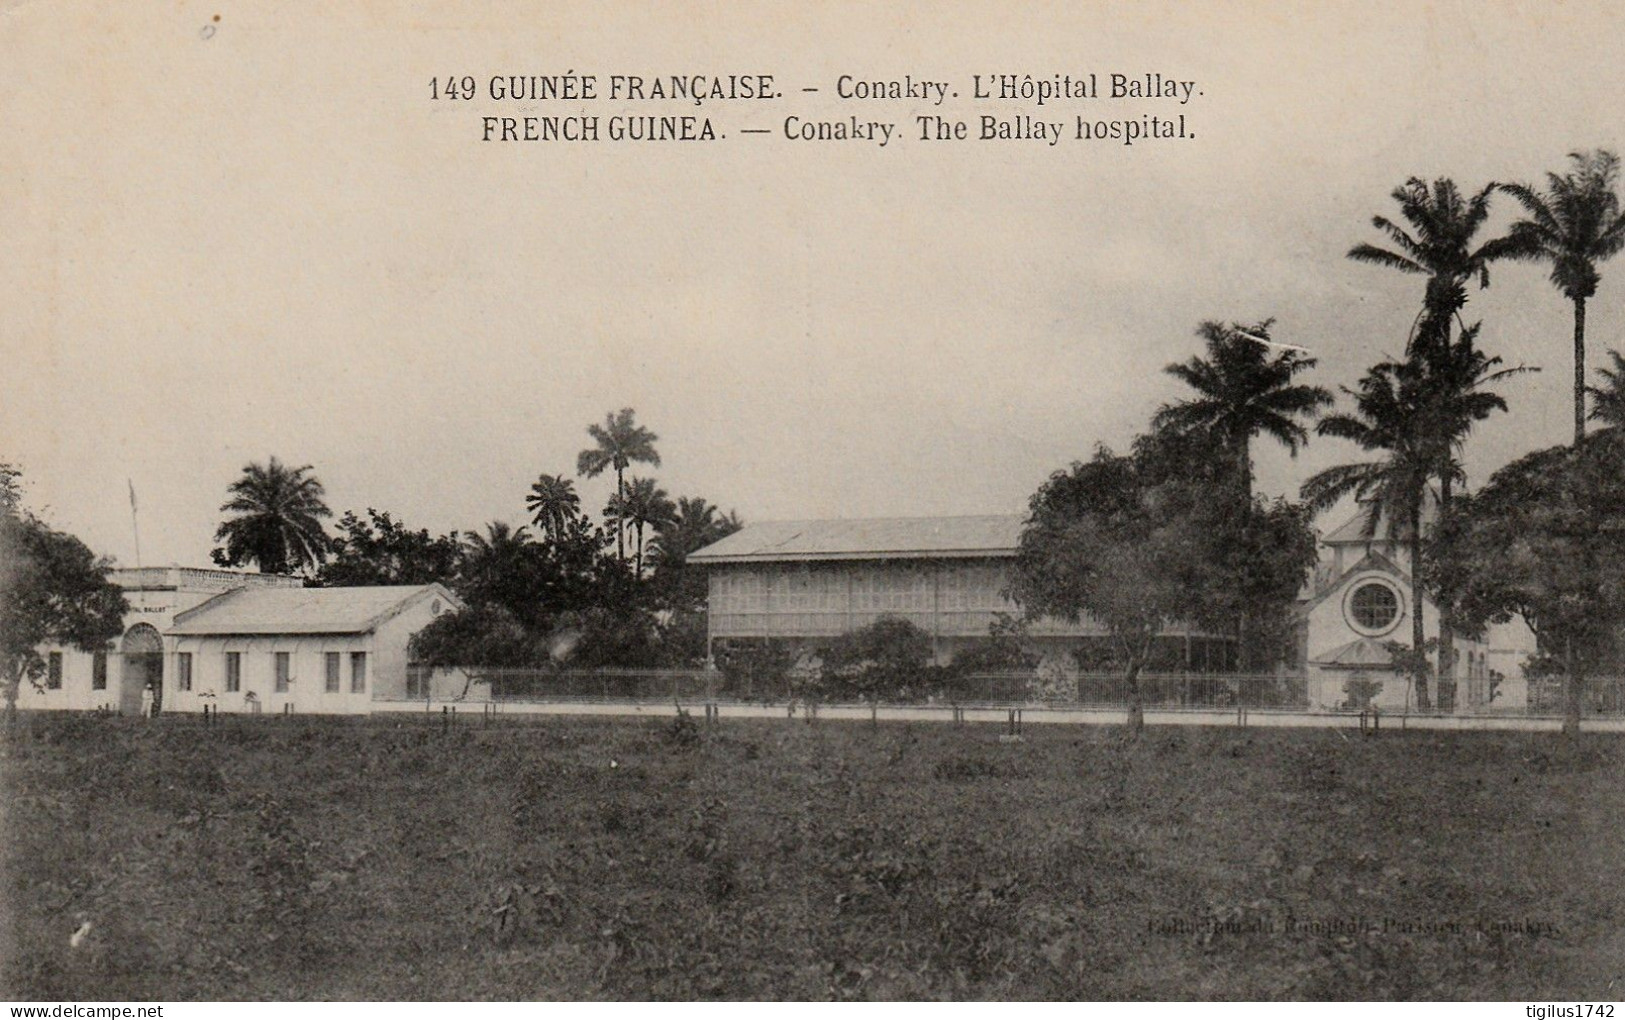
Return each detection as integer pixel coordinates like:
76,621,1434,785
4,0,1625,1006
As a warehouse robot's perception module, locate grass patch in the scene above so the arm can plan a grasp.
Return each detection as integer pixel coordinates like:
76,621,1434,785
2,714,1621,999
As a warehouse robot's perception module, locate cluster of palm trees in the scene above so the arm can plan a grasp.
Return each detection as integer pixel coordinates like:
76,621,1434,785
519,407,740,579
1154,150,1625,702
211,408,741,587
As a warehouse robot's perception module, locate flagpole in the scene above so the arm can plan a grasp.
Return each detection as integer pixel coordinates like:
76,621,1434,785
127,478,146,612
128,478,143,571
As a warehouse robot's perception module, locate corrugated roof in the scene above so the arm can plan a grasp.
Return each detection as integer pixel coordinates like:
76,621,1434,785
167,584,456,636
688,514,1025,563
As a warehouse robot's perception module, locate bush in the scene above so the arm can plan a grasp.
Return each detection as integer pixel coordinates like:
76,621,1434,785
816,617,951,703
713,640,793,700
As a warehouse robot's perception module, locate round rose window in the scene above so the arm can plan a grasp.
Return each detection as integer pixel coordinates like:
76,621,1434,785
1346,581,1400,634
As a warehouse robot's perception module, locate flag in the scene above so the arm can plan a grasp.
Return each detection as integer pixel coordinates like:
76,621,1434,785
127,478,137,512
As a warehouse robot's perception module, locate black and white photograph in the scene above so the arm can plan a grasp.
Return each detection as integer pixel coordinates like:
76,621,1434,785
5,0,1625,1005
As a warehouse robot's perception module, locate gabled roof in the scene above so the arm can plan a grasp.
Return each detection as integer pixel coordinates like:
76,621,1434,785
1309,636,1399,669
1299,549,1411,614
688,514,1025,564
167,584,459,637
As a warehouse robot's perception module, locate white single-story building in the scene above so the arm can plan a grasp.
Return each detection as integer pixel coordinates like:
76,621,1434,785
22,567,303,715
165,583,465,715
21,567,470,716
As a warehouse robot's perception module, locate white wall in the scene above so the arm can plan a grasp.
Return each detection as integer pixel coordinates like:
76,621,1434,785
166,634,377,716
20,587,220,714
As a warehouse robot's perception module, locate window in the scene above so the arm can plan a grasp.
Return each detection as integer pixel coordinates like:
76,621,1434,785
350,652,367,694
225,652,241,693
177,653,193,692
325,652,341,693
1348,582,1400,633
46,652,62,690
274,652,291,693
92,651,107,690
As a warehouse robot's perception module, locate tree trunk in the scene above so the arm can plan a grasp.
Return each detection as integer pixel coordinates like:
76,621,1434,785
1564,635,1582,739
1410,501,1430,711
614,468,626,563
1437,473,1456,710
1234,436,1252,672
1124,646,1146,734
1574,296,1588,448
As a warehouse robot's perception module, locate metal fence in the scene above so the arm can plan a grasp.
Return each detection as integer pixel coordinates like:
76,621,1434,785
381,668,1625,719
417,668,1310,711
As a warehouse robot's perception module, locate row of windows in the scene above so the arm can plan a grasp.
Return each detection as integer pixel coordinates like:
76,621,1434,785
183,651,367,694
44,651,369,695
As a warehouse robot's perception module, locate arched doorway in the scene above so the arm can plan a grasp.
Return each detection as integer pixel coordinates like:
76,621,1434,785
119,624,163,717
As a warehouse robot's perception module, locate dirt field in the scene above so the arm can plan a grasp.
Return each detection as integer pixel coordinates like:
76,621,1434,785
3,712,1623,1000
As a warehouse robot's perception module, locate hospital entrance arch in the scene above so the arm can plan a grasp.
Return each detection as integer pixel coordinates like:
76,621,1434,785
119,623,163,716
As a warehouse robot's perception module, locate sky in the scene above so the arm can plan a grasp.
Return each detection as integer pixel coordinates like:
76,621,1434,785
4,1,1625,569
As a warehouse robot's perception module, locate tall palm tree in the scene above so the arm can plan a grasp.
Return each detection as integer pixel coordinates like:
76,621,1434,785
1413,325,1534,689
1500,150,1625,446
576,408,660,562
1348,177,1521,352
1302,361,1437,706
1153,319,1333,503
610,477,676,578
211,458,333,575
1586,349,1625,433
525,473,581,542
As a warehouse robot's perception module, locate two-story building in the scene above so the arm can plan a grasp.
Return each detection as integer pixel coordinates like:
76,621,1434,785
688,514,1234,672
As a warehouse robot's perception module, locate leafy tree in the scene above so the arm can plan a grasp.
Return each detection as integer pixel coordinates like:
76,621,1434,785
1348,176,1521,348
211,457,333,575
816,616,939,703
410,603,542,671
525,473,581,542
1012,437,1314,731
1500,151,1625,445
949,613,1039,673
1431,434,1625,736
576,408,661,563
1152,319,1332,500
713,639,794,699
315,509,461,587
0,463,21,516
0,484,128,719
